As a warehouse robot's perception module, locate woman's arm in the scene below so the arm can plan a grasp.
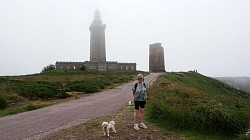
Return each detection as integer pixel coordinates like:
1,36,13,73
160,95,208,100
131,91,134,102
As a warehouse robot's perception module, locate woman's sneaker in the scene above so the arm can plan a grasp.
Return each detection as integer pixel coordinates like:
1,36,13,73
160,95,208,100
139,123,147,129
134,124,140,130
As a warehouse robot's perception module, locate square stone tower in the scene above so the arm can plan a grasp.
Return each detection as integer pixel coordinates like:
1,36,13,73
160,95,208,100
89,10,106,62
149,43,165,72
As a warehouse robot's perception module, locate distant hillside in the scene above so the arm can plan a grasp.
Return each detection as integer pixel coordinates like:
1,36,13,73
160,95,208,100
214,77,250,93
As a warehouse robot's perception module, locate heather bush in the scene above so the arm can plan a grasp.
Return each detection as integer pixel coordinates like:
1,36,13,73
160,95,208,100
0,95,7,109
57,90,69,99
26,104,40,111
8,80,60,100
83,84,99,93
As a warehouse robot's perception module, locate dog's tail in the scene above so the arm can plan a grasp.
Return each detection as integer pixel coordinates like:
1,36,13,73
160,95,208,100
109,121,115,126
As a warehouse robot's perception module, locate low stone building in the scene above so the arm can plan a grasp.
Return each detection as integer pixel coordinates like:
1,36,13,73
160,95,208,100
55,61,85,70
56,61,136,71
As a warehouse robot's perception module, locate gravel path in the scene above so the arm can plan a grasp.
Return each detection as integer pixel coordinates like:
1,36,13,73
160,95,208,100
0,73,160,140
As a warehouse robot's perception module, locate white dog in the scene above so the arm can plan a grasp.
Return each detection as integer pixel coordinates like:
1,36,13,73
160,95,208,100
101,121,116,136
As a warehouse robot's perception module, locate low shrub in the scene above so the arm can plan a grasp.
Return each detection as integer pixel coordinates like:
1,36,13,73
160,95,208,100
12,81,59,100
57,90,69,99
0,77,8,83
93,80,105,89
34,87,56,99
84,84,99,93
19,85,56,99
195,105,249,135
65,80,100,93
25,103,49,111
26,104,39,111
65,84,80,92
7,94,20,102
0,95,7,109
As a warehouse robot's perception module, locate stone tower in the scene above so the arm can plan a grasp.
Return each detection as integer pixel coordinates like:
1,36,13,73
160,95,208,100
89,10,106,62
149,43,165,72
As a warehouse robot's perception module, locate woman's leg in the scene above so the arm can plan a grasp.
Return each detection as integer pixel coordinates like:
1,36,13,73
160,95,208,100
140,108,144,123
134,101,140,124
133,101,140,130
139,101,147,129
134,110,139,124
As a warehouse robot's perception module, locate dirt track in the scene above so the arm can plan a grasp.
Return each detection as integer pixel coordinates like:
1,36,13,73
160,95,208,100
0,73,160,140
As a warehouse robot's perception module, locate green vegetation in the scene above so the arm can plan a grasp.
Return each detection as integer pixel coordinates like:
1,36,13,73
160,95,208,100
0,70,147,117
41,64,55,73
0,102,51,116
0,94,7,109
147,72,250,139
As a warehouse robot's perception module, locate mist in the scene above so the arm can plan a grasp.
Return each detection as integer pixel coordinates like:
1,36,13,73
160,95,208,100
0,0,250,77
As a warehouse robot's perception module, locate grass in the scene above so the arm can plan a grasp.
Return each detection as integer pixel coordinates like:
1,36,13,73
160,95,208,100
0,70,148,117
0,102,51,117
146,72,250,140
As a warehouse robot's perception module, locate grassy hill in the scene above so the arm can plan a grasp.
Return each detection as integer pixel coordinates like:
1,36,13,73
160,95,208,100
0,70,148,117
147,72,250,139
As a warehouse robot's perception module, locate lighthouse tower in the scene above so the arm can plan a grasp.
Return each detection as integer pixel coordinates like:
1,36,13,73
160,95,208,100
89,10,106,62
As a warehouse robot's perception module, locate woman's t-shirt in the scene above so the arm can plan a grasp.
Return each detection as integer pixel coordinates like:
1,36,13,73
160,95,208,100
132,82,146,101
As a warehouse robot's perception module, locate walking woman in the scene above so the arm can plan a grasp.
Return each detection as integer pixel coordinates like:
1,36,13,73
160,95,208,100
131,73,147,130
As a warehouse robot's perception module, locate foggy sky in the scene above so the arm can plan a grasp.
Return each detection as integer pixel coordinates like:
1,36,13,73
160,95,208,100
1,0,250,77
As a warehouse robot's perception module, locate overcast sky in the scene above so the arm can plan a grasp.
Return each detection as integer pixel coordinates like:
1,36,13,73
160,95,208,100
0,0,250,77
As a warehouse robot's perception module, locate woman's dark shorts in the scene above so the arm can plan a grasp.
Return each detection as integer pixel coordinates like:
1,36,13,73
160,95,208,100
134,101,146,110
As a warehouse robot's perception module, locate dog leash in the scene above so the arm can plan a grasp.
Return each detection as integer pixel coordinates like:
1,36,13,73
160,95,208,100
112,104,131,121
